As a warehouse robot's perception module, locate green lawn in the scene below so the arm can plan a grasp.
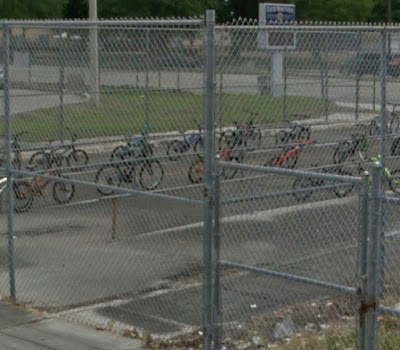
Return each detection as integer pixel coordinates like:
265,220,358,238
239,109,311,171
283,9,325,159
9,89,337,142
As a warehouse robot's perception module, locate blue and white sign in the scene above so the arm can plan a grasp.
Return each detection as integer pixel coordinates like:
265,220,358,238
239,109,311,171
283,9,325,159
260,3,296,24
258,3,297,50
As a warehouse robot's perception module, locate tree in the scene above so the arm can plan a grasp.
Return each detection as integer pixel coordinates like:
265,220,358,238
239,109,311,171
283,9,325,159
64,0,88,19
368,0,400,23
0,0,67,19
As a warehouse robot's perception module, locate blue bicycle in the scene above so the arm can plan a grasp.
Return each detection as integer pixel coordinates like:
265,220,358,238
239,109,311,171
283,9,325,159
110,123,153,162
166,120,204,161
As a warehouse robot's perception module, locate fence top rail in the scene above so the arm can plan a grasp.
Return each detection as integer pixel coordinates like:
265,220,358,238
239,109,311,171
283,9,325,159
216,21,399,30
219,161,362,184
1,18,204,28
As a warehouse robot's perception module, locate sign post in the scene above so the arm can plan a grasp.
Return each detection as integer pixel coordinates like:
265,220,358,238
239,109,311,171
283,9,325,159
258,3,296,97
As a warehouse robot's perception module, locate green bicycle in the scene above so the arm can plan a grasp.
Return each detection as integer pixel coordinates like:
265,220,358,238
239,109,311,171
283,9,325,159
358,155,400,196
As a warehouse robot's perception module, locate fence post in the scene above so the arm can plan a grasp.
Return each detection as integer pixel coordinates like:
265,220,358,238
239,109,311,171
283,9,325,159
58,29,65,144
203,9,216,350
3,23,16,302
355,75,360,121
145,28,150,126
357,171,369,350
212,173,221,349
365,162,383,350
324,62,329,122
379,26,387,300
111,198,117,241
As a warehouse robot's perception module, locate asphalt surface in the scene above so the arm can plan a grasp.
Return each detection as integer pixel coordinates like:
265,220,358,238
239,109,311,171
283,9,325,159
1,75,400,340
0,302,143,349
0,114,400,340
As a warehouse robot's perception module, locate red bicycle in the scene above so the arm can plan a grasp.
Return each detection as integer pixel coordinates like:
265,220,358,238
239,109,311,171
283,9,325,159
264,139,314,169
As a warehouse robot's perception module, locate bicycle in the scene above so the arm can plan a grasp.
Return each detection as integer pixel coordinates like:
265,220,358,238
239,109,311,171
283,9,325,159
264,139,314,169
275,117,311,145
368,103,400,136
357,155,400,196
28,140,65,171
4,169,75,213
95,154,164,195
166,120,204,161
0,131,29,170
110,123,153,163
188,149,243,184
333,131,370,164
58,127,89,169
292,162,355,201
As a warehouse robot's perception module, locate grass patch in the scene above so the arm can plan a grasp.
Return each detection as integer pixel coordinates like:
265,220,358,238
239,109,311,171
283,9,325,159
9,89,336,142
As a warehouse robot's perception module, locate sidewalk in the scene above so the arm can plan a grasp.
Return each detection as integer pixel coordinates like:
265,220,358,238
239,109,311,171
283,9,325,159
0,302,145,350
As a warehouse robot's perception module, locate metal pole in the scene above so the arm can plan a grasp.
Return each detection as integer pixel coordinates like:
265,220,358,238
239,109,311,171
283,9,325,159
219,72,223,130
324,63,329,122
357,172,369,350
89,0,99,106
379,27,387,300
3,25,16,302
373,75,376,111
355,75,360,121
283,47,287,120
145,29,150,126
59,29,65,144
365,162,383,350
111,198,117,241
212,174,221,349
203,9,216,350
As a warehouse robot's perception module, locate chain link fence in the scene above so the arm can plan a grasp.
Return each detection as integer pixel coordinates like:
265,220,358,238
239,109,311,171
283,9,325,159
0,13,399,350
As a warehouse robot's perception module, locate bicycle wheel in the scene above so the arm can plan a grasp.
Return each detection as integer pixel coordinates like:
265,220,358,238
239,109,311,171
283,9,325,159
193,138,204,154
292,177,313,201
282,154,298,169
369,119,380,136
110,145,128,163
390,137,400,156
221,156,240,180
246,129,262,152
53,177,75,204
332,167,355,198
275,130,288,145
95,165,121,195
218,133,231,151
67,149,89,171
390,116,400,134
139,160,164,190
297,128,311,142
333,141,351,164
358,139,369,161
13,180,33,213
29,151,50,171
188,159,204,184
166,140,183,161
388,169,400,196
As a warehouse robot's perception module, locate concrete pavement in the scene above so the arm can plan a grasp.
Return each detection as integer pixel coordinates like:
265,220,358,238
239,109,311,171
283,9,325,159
0,302,144,350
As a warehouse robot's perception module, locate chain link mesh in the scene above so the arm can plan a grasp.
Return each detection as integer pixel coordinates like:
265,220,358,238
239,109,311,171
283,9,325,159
0,18,399,349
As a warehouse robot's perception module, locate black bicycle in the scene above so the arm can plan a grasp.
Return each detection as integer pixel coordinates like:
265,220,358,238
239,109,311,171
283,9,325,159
292,162,355,201
368,103,400,136
60,127,89,170
218,120,261,151
28,139,64,171
333,132,370,164
275,118,311,145
95,155,164,195
110,123,153,163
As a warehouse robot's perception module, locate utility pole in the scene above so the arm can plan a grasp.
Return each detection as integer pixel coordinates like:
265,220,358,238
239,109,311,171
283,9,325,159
388,0,392,55
89,0,99,106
